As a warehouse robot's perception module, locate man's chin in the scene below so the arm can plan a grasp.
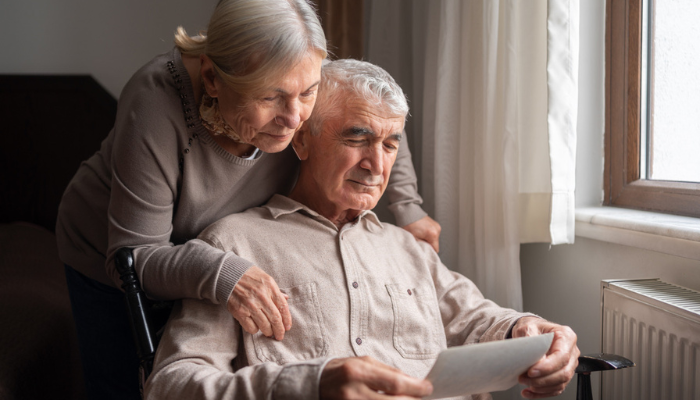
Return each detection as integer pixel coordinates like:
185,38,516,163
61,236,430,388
346,194,382,211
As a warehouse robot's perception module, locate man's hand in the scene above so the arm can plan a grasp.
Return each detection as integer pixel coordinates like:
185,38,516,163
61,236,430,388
320,356,433,399
227,266,292,341
511,317,580,399
402,216,441,252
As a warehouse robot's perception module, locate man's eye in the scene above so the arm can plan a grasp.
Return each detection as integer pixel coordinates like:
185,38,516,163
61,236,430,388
384,142,399,151
301,90,316,98
263,96,278,101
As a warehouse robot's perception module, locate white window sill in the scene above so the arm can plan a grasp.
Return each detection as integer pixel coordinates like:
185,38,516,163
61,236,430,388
575,207,700,261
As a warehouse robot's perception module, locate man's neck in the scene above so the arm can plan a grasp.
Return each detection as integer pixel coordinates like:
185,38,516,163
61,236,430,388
288,185,363,229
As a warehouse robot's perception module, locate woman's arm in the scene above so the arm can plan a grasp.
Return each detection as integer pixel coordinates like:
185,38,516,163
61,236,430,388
104,57,291,340
386,133,442,251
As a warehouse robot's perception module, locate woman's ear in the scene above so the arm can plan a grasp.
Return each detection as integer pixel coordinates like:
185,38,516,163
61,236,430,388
200,55,219,98
291,125,311,161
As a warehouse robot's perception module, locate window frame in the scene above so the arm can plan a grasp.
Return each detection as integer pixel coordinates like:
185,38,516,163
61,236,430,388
605,0,700,218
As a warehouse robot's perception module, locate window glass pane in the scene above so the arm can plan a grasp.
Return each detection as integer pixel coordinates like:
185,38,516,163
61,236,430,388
645,0,700,183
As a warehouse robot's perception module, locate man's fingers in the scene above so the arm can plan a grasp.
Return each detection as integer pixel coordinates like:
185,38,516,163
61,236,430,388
521,347,578,391
523,381,567,395
529,329,579,378
360,359,432,397
521,387,566,399
320,357,432,400
520,367,573,391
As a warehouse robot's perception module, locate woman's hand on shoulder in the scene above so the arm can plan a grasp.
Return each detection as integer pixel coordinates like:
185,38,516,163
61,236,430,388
227,266,292,340
402,216,442,253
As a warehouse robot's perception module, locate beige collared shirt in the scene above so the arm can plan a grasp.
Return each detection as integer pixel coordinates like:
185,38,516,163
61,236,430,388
145,195,529,400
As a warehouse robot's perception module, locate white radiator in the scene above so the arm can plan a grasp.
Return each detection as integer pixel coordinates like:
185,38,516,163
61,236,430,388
601,279,700,400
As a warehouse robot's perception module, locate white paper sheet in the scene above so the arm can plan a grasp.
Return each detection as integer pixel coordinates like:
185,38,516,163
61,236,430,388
424,333,554,399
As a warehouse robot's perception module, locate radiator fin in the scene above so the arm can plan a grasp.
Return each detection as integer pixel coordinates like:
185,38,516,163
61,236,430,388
601,279,700,400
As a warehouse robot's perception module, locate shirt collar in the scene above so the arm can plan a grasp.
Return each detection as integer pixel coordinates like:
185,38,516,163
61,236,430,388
264,194,384,229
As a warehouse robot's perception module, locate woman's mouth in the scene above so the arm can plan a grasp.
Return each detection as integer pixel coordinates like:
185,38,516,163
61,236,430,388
264,132,294,142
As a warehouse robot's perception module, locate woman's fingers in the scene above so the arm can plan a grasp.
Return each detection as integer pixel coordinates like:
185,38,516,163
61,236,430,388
274,292,292,331
238,316,258,335
227,266,291,340
401,216,442,253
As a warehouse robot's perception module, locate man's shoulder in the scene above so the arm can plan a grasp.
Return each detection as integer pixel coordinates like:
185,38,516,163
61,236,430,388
371,218,439,257
376,218,428,242
199,206,273,243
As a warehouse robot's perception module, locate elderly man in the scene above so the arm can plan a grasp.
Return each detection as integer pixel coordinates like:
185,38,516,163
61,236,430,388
144,59,579,400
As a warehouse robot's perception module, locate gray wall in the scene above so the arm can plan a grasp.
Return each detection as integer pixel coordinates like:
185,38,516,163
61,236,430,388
0,0,216,98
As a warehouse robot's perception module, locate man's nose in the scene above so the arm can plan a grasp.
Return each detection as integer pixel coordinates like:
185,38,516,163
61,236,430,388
359,147,384,176
275,100,301,129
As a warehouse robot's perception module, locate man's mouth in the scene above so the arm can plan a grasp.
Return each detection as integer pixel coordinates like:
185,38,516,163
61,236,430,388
348,179,381,188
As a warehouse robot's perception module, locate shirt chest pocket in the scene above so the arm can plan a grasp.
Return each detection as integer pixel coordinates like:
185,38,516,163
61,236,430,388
250,282,328,364
386,284,444,359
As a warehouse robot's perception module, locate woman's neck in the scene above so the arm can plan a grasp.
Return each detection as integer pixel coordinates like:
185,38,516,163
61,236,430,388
210,134,257,158
183,54,256,158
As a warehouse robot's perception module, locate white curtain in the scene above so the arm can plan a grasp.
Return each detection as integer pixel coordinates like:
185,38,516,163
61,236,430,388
367,0,579,311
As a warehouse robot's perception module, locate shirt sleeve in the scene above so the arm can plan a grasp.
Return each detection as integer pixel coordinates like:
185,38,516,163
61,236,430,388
419,242,533,346
104,74,252,304
386,131,428,227
144,299,331,400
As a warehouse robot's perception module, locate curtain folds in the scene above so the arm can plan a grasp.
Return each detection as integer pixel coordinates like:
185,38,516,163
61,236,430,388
367,0,579,311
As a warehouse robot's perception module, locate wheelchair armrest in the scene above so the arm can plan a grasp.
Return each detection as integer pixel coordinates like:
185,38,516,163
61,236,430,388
114,247,157,379
576,353,635,374
575,353,635,400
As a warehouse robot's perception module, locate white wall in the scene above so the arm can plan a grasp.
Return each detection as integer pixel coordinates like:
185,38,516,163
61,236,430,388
519,1,700,399
0,0,217,98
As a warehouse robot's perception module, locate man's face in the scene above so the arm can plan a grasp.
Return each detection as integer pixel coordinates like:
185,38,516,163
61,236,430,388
302,97,405,212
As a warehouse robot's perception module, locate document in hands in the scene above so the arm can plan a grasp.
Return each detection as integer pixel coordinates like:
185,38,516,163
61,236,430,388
423,333,554,399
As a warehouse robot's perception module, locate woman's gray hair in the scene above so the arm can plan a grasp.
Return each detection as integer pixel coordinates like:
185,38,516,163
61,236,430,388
308,59,409,136
174,0,327,98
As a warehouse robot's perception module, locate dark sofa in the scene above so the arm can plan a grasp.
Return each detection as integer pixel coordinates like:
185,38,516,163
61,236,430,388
0,75,116,400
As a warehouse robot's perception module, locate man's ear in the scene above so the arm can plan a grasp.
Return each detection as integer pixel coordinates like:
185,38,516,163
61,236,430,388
200,55,219,98
291,125,311,160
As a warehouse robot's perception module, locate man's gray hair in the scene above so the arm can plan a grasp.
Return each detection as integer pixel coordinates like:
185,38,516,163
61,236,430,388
307,59,409,136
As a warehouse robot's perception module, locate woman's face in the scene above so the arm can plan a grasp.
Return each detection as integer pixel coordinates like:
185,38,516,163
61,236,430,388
208,52,324,153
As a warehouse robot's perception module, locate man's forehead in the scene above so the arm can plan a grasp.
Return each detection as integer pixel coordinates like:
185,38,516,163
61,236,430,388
340,126,403,141
335,98,405,136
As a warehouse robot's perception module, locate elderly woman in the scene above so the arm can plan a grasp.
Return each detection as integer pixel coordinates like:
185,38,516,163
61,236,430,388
56,0,439,398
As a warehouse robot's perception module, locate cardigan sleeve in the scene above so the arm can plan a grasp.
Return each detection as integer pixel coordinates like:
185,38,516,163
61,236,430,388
385,131,428,227
145,299,331,400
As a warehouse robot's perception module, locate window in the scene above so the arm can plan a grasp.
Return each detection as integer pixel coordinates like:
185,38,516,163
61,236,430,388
605,0,700,217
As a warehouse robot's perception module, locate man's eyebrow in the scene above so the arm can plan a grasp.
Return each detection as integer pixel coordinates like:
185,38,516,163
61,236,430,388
274,80,321,95
389,133,403,142
342,127,375,137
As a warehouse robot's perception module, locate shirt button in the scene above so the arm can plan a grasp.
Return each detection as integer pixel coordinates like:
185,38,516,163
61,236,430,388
356,337,362,345
352,282,359,288
407,289,412,296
